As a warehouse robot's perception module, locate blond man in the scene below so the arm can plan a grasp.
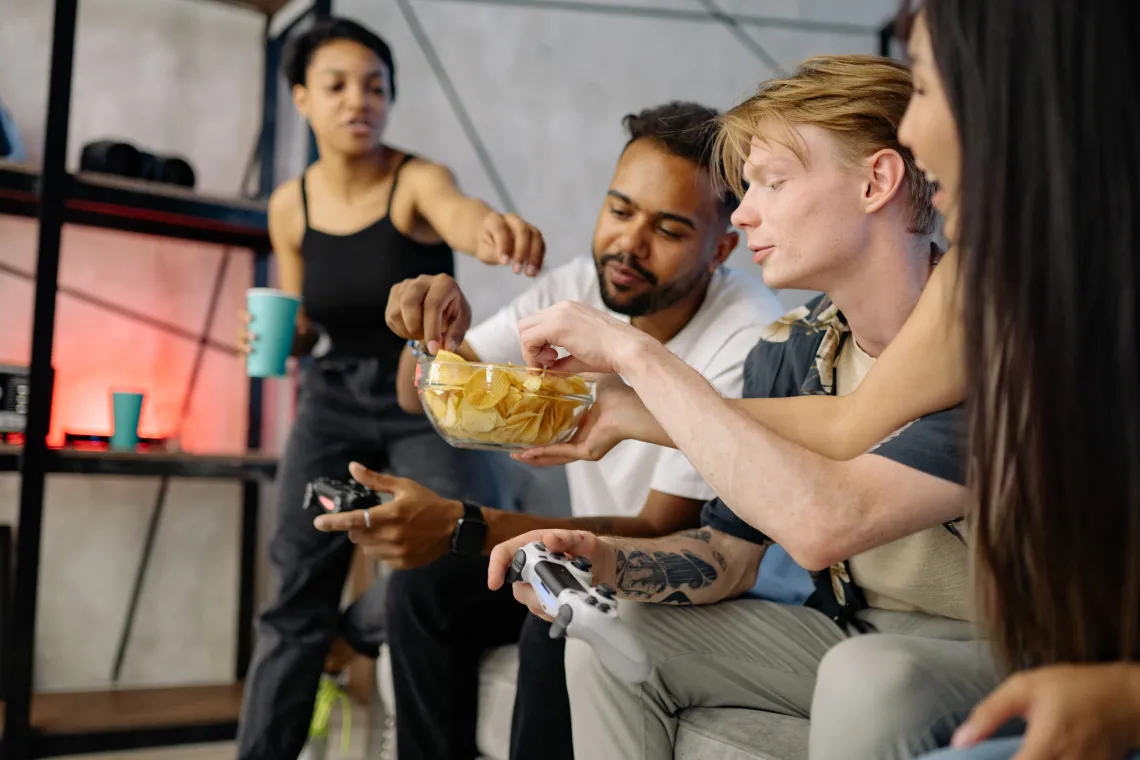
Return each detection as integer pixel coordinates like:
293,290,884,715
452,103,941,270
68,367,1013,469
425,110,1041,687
491,56,997,760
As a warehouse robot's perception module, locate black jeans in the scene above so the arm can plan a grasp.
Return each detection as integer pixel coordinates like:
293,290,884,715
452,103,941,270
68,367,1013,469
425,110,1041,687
237,358,503,760
387,553,576,760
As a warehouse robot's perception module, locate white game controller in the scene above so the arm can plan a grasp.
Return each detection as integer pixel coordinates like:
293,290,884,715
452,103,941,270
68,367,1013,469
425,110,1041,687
505,541,650,683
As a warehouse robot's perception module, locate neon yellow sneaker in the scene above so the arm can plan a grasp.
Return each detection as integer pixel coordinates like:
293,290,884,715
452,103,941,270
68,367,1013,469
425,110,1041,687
301,673,352,760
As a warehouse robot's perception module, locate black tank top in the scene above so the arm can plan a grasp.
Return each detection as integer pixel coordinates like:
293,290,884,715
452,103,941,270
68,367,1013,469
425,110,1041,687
300,153,455,361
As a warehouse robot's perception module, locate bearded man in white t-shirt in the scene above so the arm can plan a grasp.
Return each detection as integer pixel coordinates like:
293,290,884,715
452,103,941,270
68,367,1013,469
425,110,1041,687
312,101,784,760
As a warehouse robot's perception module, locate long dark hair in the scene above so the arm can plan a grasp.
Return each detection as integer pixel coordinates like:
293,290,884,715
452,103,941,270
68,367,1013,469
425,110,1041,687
921,0,1140,667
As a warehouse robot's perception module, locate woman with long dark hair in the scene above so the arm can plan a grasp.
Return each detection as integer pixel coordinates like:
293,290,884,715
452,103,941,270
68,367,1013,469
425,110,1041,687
236,17,545,760
897,0,1140,756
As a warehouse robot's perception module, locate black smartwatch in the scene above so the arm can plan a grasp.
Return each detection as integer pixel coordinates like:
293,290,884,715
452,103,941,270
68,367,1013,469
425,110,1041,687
451,501,487,555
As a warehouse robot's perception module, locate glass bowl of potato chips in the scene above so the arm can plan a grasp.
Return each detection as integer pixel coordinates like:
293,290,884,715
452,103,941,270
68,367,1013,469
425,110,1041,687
415,348,596,451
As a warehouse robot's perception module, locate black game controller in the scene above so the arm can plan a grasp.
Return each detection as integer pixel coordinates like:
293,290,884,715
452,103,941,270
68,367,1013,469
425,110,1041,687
303,477,383,515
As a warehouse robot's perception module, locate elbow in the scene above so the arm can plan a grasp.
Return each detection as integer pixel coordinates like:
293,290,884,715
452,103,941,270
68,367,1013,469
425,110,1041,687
781,525,852,573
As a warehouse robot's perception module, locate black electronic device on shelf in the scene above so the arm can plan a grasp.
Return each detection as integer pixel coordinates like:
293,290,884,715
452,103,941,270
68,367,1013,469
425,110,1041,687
0,363,30,434
80,140,198,189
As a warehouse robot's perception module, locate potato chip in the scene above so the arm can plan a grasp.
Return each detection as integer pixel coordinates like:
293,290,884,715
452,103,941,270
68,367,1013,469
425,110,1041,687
459,401,503,433
518,412,543,444
498,386,524,417
509,368,544,392
538,376,573,397
423,389,450,419
463,368,510,410
432,350,474,386
442,393,460,428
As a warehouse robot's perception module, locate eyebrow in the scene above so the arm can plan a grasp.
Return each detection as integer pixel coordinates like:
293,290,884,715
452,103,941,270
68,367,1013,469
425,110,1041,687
316,67,386,78
607,191,697,229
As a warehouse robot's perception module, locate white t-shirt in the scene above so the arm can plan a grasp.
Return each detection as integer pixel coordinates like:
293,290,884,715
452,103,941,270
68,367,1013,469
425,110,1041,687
465,256,785,518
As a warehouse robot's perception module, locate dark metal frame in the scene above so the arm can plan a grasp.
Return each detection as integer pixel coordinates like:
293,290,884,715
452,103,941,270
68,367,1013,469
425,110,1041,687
0,1,329,757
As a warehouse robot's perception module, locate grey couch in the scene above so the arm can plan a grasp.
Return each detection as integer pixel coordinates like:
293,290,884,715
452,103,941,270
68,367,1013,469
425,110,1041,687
376,643,809,759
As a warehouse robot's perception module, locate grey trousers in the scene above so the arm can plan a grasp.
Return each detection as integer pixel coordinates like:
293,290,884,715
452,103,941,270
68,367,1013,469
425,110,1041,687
565,598,999,760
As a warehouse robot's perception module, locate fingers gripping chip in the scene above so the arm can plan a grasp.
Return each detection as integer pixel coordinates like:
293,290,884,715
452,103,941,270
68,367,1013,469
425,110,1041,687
432,350,474,386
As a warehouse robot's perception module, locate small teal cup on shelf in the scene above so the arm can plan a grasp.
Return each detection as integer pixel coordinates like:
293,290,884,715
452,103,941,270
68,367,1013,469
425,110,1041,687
110,390,145,452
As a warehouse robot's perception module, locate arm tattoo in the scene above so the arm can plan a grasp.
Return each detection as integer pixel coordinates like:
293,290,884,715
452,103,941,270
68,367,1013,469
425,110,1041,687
678,529,713,543
660,591,692,605
615,547,720,599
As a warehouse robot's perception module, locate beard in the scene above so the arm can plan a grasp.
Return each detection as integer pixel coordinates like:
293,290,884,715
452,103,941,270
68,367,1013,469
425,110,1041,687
595,251,712,318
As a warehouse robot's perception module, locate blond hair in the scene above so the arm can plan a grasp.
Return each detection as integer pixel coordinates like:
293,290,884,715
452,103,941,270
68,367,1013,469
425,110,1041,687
715,54,937,235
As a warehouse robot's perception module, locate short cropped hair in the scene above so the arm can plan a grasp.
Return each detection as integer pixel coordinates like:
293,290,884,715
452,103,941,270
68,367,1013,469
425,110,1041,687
283,17,397,100
622,102,737,220
715,55,937,235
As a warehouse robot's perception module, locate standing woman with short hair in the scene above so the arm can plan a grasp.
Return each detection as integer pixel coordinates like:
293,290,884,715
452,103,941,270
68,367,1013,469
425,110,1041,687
236,17,546,760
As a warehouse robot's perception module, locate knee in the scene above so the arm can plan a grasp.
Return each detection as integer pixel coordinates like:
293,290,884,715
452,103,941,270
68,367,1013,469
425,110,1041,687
810,636,946,760
815,635,929,707
384,555,463,636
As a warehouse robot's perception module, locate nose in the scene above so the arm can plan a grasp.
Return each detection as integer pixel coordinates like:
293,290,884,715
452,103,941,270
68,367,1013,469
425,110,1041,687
731,186,761,230
345,81,366,110
898,104,915,152
614,217,652,259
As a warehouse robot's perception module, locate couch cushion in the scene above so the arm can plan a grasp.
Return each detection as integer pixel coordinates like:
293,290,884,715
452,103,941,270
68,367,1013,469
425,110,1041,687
676,708,809,760
379,644,810,760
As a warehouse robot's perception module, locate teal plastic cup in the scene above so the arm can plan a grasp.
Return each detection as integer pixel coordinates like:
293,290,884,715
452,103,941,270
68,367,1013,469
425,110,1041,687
246,288,300,378
110,391,144,451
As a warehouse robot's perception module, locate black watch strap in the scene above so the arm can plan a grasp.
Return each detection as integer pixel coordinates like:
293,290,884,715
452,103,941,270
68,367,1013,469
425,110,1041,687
451,501,488,556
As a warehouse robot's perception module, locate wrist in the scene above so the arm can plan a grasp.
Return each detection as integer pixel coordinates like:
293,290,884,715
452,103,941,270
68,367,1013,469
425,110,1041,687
613,332,659,379
445,498,476,554
591,536,620,588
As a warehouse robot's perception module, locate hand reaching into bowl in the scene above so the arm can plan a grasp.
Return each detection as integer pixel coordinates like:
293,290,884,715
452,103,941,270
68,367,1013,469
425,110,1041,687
386,273,471,356
511,374,667,466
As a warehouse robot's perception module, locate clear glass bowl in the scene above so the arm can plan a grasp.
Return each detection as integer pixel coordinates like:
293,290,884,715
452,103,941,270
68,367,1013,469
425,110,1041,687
415,351,596,452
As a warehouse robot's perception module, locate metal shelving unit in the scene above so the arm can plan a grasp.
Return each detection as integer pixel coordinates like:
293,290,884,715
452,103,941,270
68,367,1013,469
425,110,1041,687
0,0,331,756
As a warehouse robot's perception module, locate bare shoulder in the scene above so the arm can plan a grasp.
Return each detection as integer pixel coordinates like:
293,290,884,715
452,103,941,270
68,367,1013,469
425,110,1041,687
268,177,304,249
399,155,458,190
268,176,303,219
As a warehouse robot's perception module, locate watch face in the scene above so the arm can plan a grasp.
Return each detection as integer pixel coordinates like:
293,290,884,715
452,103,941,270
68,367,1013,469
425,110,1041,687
453,517,487,555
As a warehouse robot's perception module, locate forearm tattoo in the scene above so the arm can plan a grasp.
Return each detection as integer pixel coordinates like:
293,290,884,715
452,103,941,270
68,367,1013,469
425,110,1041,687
614,545,720,604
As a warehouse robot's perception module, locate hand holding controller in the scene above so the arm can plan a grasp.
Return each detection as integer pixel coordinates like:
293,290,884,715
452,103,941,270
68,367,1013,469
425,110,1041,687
505,541,650,683
303,477,383,516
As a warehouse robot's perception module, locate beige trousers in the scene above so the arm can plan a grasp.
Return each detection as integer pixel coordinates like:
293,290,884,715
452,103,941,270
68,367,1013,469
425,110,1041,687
565,599,998,760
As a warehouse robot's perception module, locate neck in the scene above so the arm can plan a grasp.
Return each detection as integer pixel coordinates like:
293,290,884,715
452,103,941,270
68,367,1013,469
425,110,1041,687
631,276,711,345
824,230,932,357
313,144,390,201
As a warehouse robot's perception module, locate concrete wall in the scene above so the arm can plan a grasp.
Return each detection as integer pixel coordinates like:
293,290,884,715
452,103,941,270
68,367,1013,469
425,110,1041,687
0,0,896,691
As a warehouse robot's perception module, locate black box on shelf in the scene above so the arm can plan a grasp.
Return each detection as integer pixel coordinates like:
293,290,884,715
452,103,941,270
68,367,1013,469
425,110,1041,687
0,364,30,433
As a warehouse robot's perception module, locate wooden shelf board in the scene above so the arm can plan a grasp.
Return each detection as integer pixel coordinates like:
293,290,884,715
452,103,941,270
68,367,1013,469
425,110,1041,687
0,682,243,735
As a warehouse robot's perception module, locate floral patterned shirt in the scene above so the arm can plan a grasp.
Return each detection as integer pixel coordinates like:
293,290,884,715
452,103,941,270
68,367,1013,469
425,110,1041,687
700,295,967,630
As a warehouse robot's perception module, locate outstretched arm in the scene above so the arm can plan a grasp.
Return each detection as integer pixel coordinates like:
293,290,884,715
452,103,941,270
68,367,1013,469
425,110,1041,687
734,248,964,458
409,162,545,276
518,249,965,465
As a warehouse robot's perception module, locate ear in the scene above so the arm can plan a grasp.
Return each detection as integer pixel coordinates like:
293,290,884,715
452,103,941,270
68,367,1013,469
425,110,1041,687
863,148,906,216
711,229,739,269
292,83,310,119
